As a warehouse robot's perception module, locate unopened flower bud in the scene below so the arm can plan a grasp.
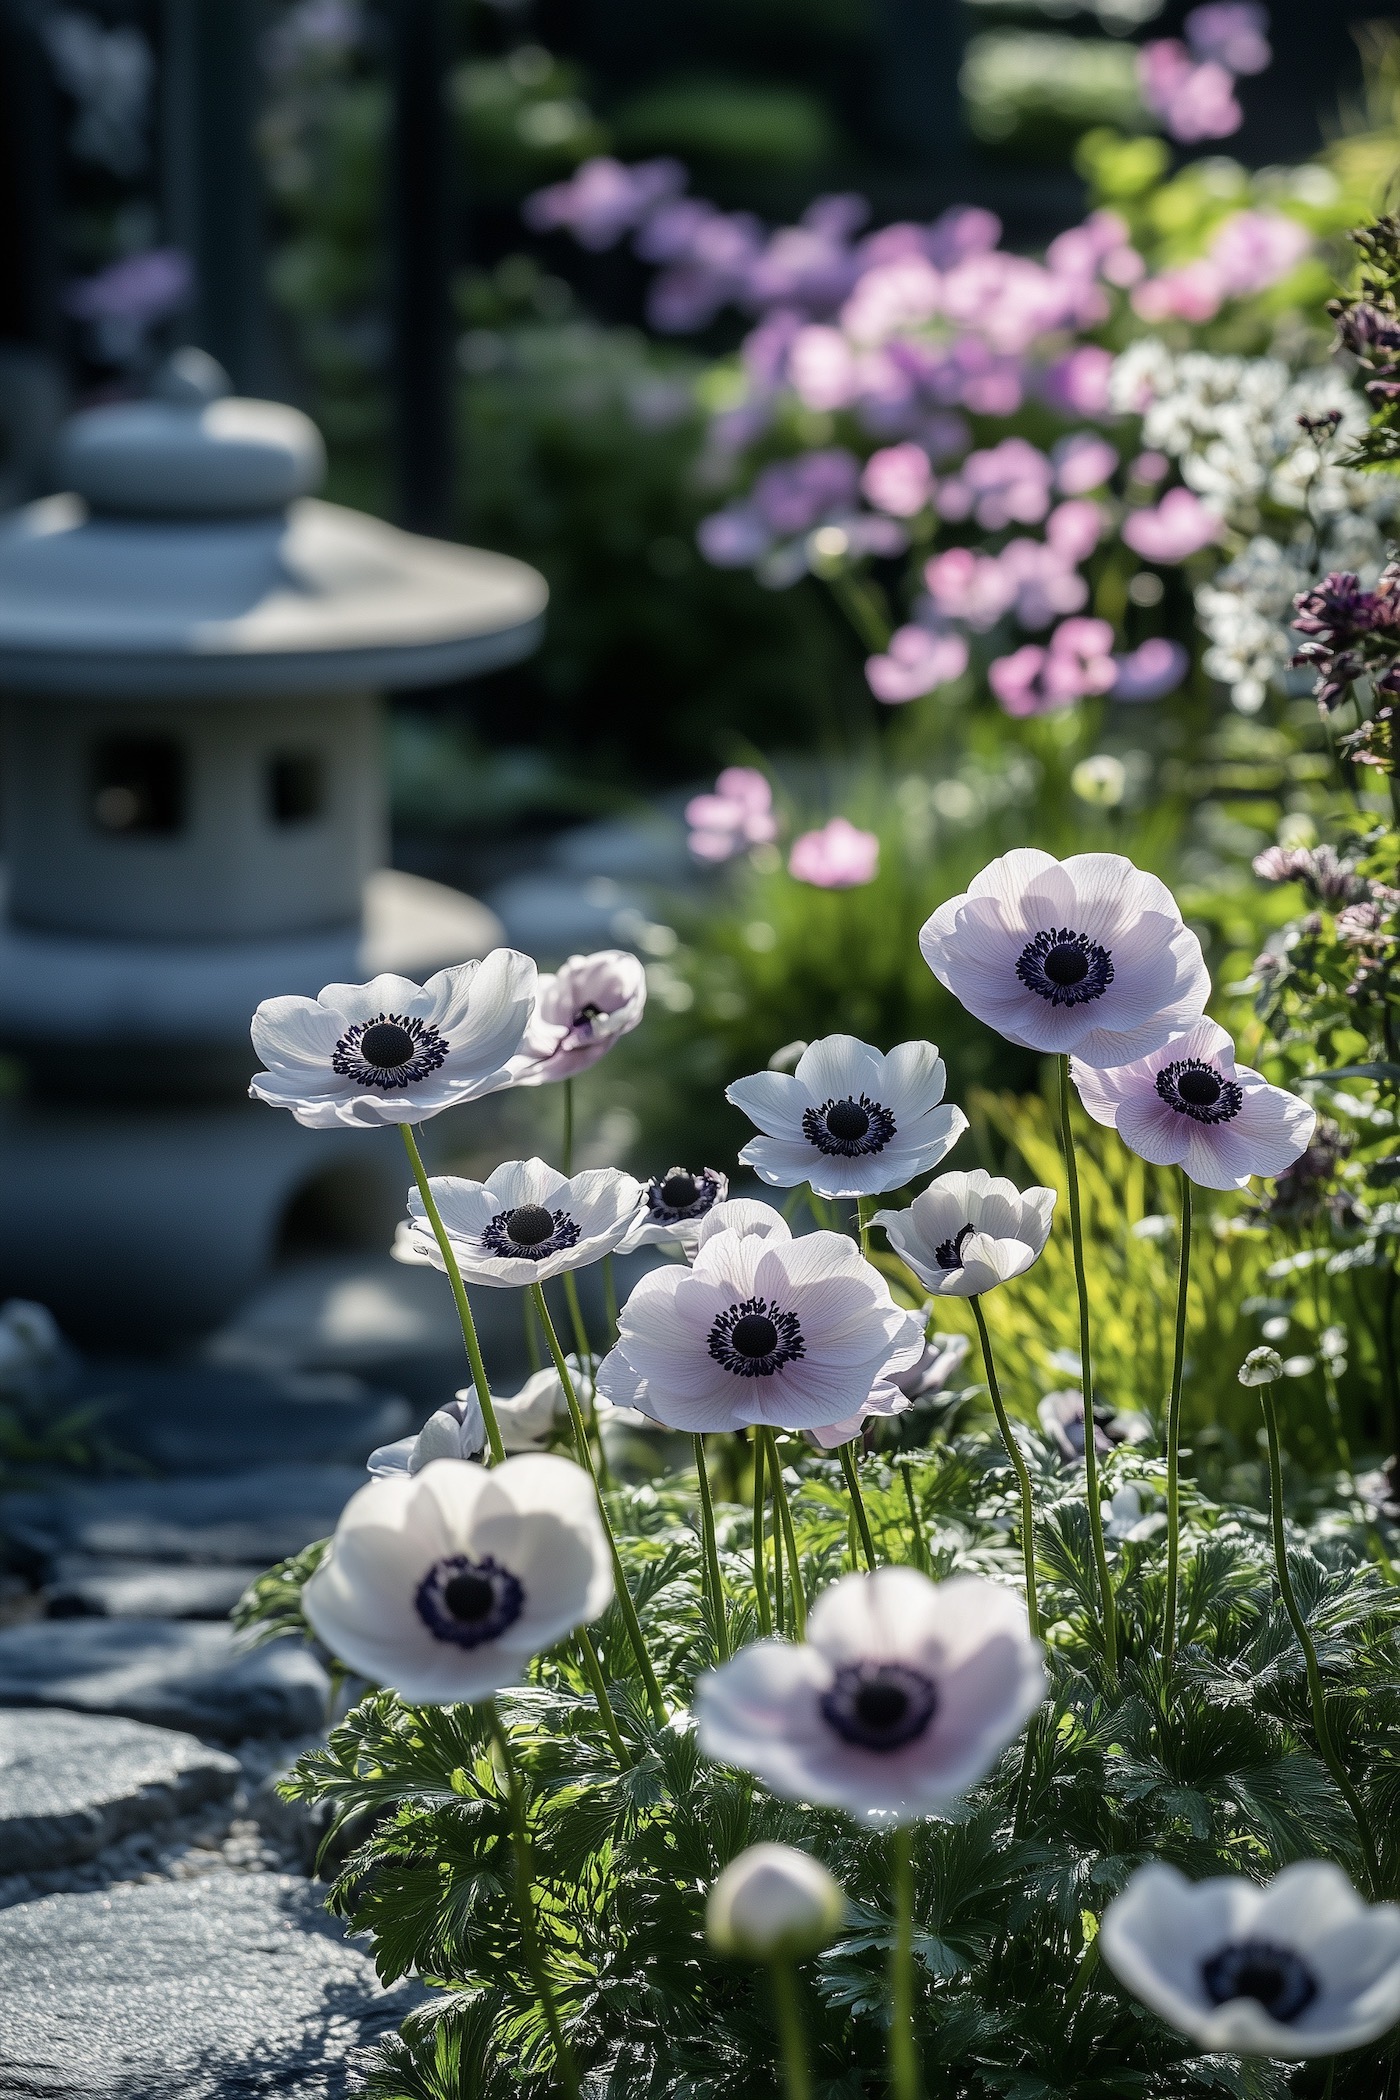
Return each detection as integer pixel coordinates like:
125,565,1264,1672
1239,1346,1284,1386
706,1843,844,1961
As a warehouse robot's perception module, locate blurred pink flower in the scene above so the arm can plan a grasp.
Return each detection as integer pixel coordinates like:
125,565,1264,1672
989,617,1115,716
1053,432,1118,496
1046,499,1104,564
998,537,1090,628
1138,41,1241,142
788,325,858,410
924,546,1017,631
861,442,933,517
989,645,1053,717
1101,245,1146,288
525,157,684,249
1185,1,1271,73
865,626,969,705
1132,259,1227,325
686,768,779,863
960,437,1053,529
1049,617,1117,695
1042,345,1114,416
1209,209,1310,297
1122,488,1222,563
840,257,943,346
789,818,879,889
1131,451,1171,484
1111,637,1190,702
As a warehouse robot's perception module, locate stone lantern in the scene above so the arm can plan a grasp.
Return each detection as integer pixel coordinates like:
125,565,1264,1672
0,358,547,1342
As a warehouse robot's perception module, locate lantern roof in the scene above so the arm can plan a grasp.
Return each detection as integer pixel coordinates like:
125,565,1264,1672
0,356,546,697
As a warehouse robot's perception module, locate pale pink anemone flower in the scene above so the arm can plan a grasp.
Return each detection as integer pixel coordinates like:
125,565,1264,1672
874,1170,1055,1297
695,1566,1046,1821
1071,1016,1315,1190
686,767,779,863
250,951,537,1129
302,1454,614,1704
508,949,646,1086
1121,487,1221,563
788,818,879,889
919,849,1210,1068
592,1225,924,1434
727,1034,967,1200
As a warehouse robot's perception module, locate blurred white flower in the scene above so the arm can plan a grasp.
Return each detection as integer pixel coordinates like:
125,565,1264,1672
303,1455,613,1703
695,1567,1045,1821
1101,1860,1400,2057
367,1393,486,1476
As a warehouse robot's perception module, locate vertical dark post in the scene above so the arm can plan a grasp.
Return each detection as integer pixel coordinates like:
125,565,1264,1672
390,0,456,535
161,0,267,392
0,5,62,354
875,0,966,175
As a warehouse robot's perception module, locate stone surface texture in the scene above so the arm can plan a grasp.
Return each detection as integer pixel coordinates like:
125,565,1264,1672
0,1873,425,2097
0,1619,329,1739
0,1464,363,1570
43,1560,266,1620
0,1709,240,1872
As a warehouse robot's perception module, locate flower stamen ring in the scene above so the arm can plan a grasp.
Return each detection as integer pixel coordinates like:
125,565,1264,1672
801,1094,898,1157
332,1013,450,1089
1015,928,1114,1007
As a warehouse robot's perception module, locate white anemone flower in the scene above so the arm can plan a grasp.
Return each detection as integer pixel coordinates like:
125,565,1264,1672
804,1371,912,1451
508,948,647,1086
707,1843,845,1960
250,951,538,1129
726,1035,967,1200
874,1171,1056,1297
618,1167,729,1252
1071,1016,1316,1190
919,850,1210,1068
594,1226,924,1433
696,1567,1046,1822
302,1454,613,1703
368,1393,486,1476
1100,1860,1400,2058
691,1199,793,1255
397,1158,643,1287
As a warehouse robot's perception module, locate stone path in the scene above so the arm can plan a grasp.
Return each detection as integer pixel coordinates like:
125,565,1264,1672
0,1874,425,2098
0,1354,419,2093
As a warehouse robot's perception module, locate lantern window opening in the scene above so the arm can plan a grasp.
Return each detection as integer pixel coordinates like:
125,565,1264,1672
267,749,326,827
89,735,187,836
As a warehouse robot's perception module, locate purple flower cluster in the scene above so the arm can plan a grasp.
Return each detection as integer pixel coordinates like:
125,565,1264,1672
1137,4,1270,145
1132,209,1309,325
1291,567,1400,712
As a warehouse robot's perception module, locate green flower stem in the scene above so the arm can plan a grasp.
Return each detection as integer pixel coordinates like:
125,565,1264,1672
856,1194,874,1256
771,1459,788,1636
838,1441,878,1571
900,1459,930,1573
1056,1056,1118,1681
575,1629,630,1771
562,1269,611,1489
693,1434,730,1661
531,1284,668,1725
1163,1169,1192,1674
562,1076,574,1176
1259,1382,1382,1896
889,1823,921,2100
769,1958,813,2100
751,1430,773,1636
970,1296,1040,1642
602,1253,620,1342
486,1703,581,2100
523,1291,542,1373
764,1430,806,1639
401,1125,505,1466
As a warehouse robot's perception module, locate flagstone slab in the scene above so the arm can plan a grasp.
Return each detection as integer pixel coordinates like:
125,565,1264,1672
0,1873,425,2098
44,1559,265,1620
0,1464,362,1571
75,1363,410,1474
0,1619,328,1739
0,1708,239,1873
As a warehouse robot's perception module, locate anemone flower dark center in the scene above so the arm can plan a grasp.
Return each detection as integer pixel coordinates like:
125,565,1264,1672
820,1661,938,1752
481,1204,582,1261
708,1295,805,1378
935,1222,975,1270
1016,928,1114,1008
359,1021,417,1067
1200,1940,1318,2023
503,1204,557,1246
572,1002,605,1029
1155,1058,1244,1125
415,1552,524,1648
332,1012,450,1090
662,1172,701,1209
802,1094,897,1157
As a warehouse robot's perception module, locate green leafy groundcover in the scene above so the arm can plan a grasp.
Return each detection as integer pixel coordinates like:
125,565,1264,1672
240,1425,1399,2099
